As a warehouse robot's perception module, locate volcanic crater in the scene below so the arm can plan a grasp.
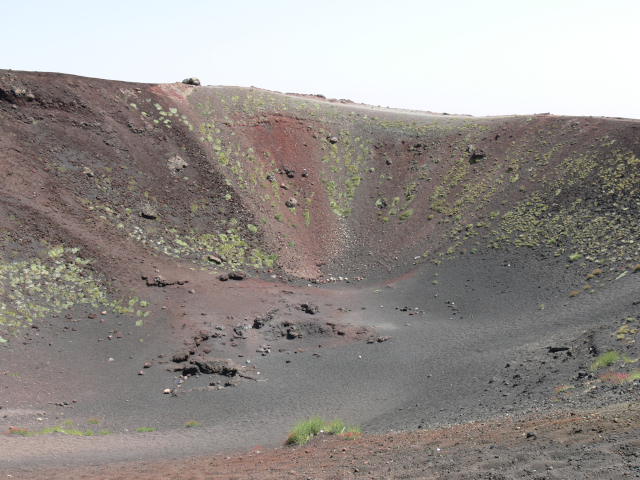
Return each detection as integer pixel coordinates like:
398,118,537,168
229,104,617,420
2,70,640,478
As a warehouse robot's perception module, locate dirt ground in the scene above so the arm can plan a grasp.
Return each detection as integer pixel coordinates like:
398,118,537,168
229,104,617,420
7,402,640,479
1,70,640,478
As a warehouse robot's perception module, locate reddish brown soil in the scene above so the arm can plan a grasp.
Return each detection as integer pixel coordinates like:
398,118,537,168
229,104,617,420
6,402,640,479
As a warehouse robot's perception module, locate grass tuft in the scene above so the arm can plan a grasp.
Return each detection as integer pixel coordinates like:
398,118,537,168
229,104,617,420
185,420,199,428
136,427,156,433
285,416,361,445
590,350,619,371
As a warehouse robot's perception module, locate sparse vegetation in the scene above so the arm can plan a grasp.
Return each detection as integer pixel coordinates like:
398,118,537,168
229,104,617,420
7,423,104,437
554,384,574,395
599,370,640,384
185,420,200,428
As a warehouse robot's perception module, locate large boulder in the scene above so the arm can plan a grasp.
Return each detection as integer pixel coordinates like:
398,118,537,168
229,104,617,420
140,203,157,219
285,197,298,208
228,271,246,281
182,77,201,86
167,154,188,173
193,357,240,376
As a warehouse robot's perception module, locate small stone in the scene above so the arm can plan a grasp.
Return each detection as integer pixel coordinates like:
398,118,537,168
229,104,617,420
299,302,319,314
163,388,171,394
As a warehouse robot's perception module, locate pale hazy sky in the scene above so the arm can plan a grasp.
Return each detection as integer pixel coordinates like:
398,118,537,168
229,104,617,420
3,0,638,119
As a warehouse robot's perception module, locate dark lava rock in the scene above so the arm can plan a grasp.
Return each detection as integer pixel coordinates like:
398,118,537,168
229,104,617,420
282,165,295,178
172,352,189,363
233,323,248,337
182,77,201,86
193,357,240,376
253,308,279,329
299,302,319,315
228,271,246,280
181,363,199,375
144,275,173,287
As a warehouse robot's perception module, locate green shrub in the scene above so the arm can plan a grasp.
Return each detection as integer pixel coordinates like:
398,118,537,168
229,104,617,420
185,420,199,428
